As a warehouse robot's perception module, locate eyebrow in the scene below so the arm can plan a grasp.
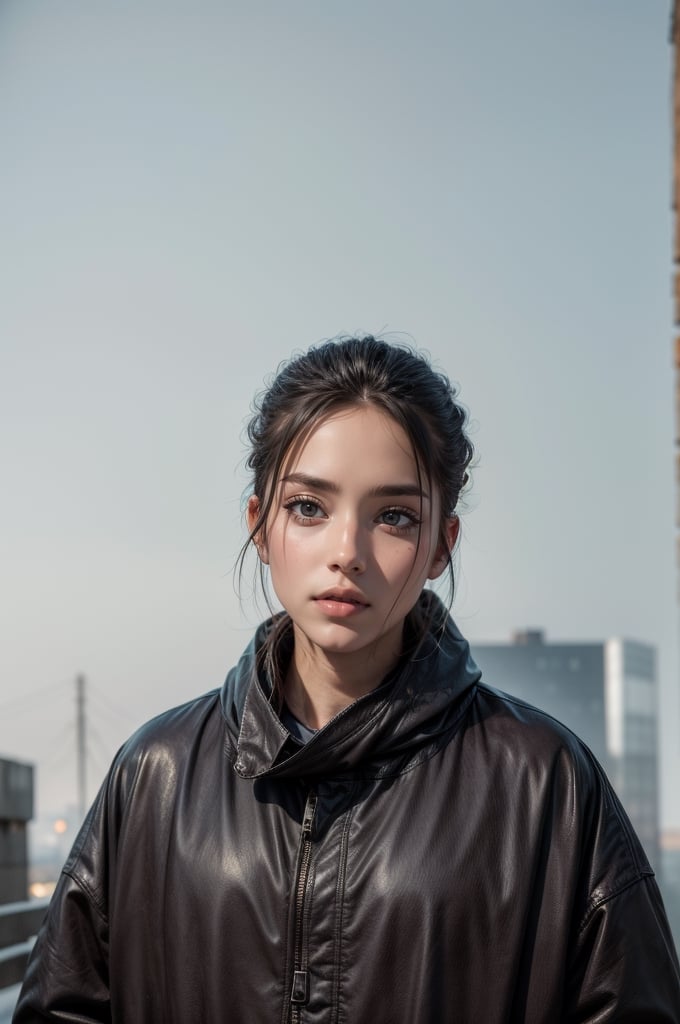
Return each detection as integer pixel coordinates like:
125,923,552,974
280,472,430,501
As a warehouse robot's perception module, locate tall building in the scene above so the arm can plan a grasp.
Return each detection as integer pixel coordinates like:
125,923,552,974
660,828,680,945
0,757,33,904
471,631,660,870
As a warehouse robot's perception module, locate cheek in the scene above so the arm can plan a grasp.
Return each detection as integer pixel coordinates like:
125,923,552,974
267,525,313,571
376,538,423,579
392,532,439,584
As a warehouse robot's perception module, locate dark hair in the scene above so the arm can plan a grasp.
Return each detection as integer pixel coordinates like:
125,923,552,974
239,335,474,680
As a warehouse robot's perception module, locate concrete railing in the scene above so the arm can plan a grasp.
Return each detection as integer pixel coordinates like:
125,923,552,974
0,899,49,989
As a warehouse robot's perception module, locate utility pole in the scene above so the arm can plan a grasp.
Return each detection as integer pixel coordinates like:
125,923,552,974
76,674,86,822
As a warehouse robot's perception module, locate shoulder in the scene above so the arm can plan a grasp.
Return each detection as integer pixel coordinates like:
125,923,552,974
121,687,223,756
470,681,653,907
110,688,224,788
469,682,626,826
472,680,606,771
71,689,224,831
63,689,224,868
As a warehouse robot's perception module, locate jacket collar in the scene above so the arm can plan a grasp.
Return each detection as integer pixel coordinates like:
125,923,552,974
221,592,481,780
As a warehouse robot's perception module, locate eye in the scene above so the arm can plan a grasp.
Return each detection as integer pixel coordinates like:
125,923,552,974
284,497,326,523
298,500,323,518
377,508,420,531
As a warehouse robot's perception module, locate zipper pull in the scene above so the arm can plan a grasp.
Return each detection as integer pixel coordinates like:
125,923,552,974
302,792,317,839
290,969,309,1004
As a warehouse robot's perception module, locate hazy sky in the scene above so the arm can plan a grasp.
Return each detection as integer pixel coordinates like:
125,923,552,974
2,1,679,826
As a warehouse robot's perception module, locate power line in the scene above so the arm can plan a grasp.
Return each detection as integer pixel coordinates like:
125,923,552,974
87,681,140,728
0,678,71,717
41,720,76,773
2,673,141,819
87,719,117,777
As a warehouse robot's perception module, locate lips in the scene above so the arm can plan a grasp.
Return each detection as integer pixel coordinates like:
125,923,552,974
314,589,369,607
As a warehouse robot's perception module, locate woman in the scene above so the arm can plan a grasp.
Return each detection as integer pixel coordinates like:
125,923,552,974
14,336,680,1022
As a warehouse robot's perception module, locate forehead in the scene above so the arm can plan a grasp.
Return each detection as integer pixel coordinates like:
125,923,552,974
281,405,419,480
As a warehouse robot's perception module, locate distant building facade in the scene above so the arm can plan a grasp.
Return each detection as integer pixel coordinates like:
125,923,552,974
0,757,34,903
660,828,680,948
471,631,660,870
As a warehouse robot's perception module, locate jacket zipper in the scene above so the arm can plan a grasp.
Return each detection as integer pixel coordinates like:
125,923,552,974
289,790,318,1024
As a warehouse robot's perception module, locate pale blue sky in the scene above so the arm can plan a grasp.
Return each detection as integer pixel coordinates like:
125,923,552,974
2,1,678,824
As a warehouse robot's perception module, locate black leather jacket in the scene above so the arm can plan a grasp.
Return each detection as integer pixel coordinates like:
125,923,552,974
14,602,680,1023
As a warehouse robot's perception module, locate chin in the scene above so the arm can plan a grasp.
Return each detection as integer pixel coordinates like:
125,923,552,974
295,621,370,654
299,619,400,661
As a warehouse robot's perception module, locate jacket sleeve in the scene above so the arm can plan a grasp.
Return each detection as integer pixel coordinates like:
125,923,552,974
565,873,680,1022
12,869,111,1024
560,748,680,1024
12,756,127,1023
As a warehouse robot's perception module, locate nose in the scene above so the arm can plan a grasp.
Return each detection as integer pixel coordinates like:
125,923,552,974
327,516,366,575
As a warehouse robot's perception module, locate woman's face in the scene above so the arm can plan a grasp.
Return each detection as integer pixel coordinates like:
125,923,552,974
249,405,458,669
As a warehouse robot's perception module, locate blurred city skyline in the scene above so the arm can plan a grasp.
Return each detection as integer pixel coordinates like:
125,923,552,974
2,2,678,826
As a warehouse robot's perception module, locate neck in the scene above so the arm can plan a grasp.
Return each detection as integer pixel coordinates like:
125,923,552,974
284,624,404,730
